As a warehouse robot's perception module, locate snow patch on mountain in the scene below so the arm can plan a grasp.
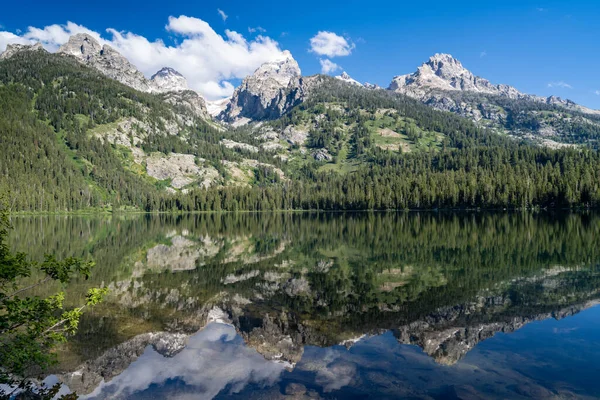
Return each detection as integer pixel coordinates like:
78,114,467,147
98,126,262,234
335,72,363,87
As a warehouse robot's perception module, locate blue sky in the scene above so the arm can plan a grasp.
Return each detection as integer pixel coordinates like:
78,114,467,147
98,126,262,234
1,0,600,107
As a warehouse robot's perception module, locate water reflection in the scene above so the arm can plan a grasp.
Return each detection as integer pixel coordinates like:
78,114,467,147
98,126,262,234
80,324,285,400
8,212,600,398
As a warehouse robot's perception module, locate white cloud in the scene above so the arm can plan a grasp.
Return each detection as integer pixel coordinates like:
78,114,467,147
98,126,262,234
248,26,266,34
310,31,354,57
547,81,572,89
595,90,600,96
217,9,228,21
0,31,30,50
319,58,340,74
480,51,487,58
0,17,289,100
83,324,285,399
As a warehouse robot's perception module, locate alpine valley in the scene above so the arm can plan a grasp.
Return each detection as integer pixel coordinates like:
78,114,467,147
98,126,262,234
2,34,600,212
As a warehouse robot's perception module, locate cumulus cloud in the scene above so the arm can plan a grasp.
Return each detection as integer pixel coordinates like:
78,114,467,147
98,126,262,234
217,9,228,21
0,17,289,100
547,81,572,89
319,59,340,74
0,31,30,50
310,31,354,57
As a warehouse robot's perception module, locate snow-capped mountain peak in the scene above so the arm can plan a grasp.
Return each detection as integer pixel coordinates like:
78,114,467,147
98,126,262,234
150,67,189,93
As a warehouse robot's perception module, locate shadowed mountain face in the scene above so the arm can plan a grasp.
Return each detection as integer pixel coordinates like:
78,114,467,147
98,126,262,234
9,212,600,398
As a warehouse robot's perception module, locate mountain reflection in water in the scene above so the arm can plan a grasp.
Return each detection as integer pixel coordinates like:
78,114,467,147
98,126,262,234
9,212,600,399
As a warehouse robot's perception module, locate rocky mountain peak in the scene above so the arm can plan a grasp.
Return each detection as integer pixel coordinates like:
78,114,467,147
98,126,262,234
151,67,189,93
152,67,184,78
422,53,470,80
0,42,46,60
221,51,305,123
389,53,524,100
251,51,301,88
335,71,363,87
58,33,153,93
58,33,103,60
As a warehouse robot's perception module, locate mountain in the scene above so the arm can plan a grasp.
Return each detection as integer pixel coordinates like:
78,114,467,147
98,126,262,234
58,33,155,93
151,67,209,119
57,34,209,119
0,45,292,210
0,42,46,60
220,51,309,124
217,52,599,149
389,53,524,99
387,53,600,147
150,67,189,93
2,37,600,212
335,71,362,86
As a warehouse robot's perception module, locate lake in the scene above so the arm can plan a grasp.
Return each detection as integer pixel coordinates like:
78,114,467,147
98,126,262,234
8,212,600,399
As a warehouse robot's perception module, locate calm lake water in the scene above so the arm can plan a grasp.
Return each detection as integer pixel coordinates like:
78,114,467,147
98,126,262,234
9,212,600,399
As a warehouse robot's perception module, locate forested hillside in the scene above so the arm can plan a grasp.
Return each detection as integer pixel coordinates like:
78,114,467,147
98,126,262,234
1,52,600,212
0,50,283,211
441,91,600,148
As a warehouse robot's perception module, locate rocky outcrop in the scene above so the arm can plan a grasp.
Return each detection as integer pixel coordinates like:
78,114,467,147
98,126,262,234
159,90,209,119
0,42,46,60
364,82,382,90
221,52,307,123
220,139,259,153
145,153,219,190
58,33,154,92
312,148,333,161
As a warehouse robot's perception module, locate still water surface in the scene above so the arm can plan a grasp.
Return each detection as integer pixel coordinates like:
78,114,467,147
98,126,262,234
9,212,600,399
